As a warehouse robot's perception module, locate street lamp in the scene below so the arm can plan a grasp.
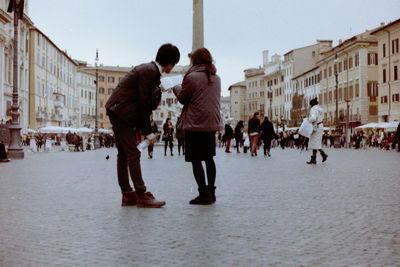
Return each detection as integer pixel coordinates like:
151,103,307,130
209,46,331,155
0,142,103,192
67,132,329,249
93,49,100,149
6,0,24,159
268,87,273,119
333,54,341,148
334,55,339,126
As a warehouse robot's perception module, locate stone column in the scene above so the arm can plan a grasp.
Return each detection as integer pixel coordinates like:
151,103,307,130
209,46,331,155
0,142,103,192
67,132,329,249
192,0,204,52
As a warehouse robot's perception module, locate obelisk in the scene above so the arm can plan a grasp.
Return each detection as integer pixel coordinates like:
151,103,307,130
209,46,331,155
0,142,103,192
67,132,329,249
192,0,204,52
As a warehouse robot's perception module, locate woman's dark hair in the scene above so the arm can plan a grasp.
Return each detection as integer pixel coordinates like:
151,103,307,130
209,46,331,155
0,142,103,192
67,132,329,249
309,98,319,106
190,48,214,83
156,43,180,66
253,112,260,117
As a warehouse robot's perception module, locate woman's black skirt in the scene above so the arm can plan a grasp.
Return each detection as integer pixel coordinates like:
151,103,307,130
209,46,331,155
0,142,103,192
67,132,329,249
184,131,216,162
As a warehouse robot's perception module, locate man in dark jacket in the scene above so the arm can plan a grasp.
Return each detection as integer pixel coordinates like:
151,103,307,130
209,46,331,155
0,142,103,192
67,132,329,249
260,116,275,157
248,112,261,156
105,43,180,208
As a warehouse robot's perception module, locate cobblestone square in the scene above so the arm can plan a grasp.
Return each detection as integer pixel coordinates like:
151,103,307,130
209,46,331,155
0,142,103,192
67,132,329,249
0,147,399,266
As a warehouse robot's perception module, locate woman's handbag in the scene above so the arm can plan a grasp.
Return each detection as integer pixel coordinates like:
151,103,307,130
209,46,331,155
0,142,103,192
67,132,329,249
299,118,313,138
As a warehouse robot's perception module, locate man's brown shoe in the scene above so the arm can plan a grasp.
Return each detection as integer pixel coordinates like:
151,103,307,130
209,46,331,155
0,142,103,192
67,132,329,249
136,192,165,208
121,191,137,206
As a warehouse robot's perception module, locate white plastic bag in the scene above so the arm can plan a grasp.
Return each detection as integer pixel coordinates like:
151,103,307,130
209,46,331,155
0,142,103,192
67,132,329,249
299,118,313,138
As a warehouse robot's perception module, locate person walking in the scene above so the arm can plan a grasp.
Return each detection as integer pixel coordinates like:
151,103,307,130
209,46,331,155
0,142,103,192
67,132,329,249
248,112,261,156
105,43,180,208
147,118,158,159
163,118,174,156
306,98,328,164
396,122,400,152
172,47,221,205
224,122,234,153
234,121,244,153
260,116,275,157
175,117,185,156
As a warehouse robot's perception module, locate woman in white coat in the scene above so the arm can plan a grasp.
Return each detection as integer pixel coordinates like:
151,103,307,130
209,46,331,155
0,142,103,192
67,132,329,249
307,98,328,164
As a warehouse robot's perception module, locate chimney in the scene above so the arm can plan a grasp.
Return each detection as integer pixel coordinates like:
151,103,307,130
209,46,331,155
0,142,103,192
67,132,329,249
338,39,342,45
380,22,385,26
262,50,269,67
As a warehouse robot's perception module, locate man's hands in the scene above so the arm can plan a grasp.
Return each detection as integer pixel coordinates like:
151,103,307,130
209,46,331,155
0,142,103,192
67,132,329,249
146,133,157,145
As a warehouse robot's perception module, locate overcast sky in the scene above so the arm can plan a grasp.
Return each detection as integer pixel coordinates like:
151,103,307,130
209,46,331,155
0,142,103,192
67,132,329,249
29,0,400,96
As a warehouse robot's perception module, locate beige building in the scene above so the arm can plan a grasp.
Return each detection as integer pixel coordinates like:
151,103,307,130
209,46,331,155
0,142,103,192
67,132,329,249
228,81,246,123
84,65,131,129
76,67,96,128
244,67,266,122
283,40,332,124
264,53,284,124
28,27,79,129
291,67,321,125
371,19,400,122
0,1,32,132
317,27,381,131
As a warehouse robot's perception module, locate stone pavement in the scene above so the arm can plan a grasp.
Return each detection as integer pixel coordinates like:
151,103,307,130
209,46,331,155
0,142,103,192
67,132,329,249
0,146,399,266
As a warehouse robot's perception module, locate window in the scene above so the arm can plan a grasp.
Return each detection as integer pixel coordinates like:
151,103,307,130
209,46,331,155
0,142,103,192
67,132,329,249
339,88,342,101
355,53,359,66
392,93,400,102
108,88,113,94
355,83,359,98
368,53,378,65
99,87,105,94
328,67,332,77
108,76,115,83
338,62,342,72
394,66,398,81
381,96,388,104
383,69,387,83
392,39,399,54
344,59,348,70
99,76,104,82
349,57,353,69
383,43,386,57
349,85,353,99
367,82,378,97
100,100,104,107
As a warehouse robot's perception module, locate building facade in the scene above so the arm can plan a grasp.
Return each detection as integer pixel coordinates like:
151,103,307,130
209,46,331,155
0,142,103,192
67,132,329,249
317,28,380,131
28,27,79,129
228,81,246,123
291,67,321,126
283,40,332,124
244,67,266,122
264,53,284,125
0,0,32,133
371,19,400,122
76,68,96,128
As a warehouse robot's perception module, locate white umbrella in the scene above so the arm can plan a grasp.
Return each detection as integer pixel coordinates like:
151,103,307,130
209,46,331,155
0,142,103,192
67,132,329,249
75,127,93,133
98,128,113,134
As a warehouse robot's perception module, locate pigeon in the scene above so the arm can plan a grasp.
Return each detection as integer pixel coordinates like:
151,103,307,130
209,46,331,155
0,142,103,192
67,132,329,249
106,155,109,160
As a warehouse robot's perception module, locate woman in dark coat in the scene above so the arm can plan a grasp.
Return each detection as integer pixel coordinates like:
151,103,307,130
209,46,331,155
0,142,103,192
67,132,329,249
234,121,244,153
162,118,174,156
173,48,221,205
259,116,275,157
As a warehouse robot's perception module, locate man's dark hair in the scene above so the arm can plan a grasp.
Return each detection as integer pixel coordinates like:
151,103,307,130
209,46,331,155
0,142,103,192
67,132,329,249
156,43,180,66
253,112,260,117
